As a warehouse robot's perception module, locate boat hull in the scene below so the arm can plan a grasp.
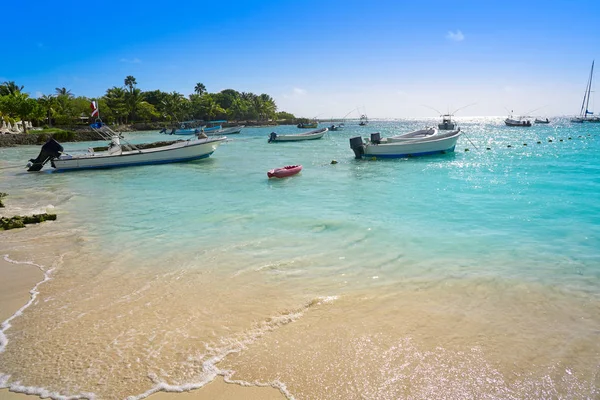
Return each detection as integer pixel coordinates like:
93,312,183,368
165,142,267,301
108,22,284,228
505,118,532,127
269,128,328,142
51,138,225,171
354,130,461,159
267,165,303,178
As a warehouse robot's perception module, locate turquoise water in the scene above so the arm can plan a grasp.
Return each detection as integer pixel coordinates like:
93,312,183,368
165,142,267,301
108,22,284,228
1,118,600,399
9,118,598,286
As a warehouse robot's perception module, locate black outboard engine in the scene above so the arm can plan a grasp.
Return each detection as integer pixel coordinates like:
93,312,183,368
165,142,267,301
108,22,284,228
349,136,365,159
268,132,277,143
370,132,381,144
27,138,63,172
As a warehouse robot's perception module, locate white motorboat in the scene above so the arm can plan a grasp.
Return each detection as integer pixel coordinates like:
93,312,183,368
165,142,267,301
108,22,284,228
208,125,244,136
349,128,461,159
438,114,456,130
268,127,328,142
27,121,225,172
505,116,532,127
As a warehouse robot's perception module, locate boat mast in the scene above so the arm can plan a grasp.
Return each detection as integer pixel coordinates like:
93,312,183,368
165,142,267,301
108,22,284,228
584,60,595,118
580,61,594,118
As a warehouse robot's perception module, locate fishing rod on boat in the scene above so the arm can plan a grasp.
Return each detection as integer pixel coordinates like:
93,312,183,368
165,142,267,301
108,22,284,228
422,105,443,115
451,102,477,116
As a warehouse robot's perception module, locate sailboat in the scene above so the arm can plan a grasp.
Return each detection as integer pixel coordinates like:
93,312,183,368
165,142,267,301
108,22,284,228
572,61,600,123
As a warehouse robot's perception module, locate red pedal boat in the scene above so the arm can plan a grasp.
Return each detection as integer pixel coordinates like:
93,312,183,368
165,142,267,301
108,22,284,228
267,164,302,178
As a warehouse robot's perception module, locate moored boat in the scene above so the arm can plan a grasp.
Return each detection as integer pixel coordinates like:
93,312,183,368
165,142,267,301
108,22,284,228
438,114,456,130
505,117,532,127
267,165,303,178
571,61,599,123
297,121,318,129
27,120,225,172
349,128,461,159
534,118,550,124
268,128,328,142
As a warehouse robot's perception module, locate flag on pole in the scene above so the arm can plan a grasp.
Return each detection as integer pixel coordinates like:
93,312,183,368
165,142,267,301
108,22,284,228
90,101,99,117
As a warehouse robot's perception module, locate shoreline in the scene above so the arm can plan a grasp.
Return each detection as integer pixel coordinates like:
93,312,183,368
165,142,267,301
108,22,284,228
0,122,283,148
0,256,285,400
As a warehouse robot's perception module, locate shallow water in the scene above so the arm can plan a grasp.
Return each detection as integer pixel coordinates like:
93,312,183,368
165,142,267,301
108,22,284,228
1,118,599,399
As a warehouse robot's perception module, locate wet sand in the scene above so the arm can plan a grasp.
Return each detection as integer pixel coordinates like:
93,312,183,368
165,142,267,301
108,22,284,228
0,257,285,400
0,378,284,400
0,258,44,325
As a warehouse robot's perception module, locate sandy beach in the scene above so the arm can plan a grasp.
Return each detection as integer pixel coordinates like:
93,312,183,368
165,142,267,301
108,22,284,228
0,257,285,400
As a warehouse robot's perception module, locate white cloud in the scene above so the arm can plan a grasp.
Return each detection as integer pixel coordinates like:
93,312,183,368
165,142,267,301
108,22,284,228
293,87,307,95
283,87,308,99
446,30,465,42
120,58,141,64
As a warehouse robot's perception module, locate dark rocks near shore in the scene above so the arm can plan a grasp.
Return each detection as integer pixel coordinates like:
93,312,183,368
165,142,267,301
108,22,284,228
1,213,57,230
0,130,104,148
0,194,57,230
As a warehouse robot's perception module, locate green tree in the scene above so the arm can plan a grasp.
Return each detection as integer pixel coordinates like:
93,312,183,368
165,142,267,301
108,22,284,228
259,93,277,120
199,94,226,121
37,94,56,127
276,111,295,120
0,81,24,96
194,82,206,95
53,93,77,125
104,87,128,124
136,101,160,122
0,92,43,133
214,89,240,110
161,91,186,122
124,76,137,92
55,87,73,98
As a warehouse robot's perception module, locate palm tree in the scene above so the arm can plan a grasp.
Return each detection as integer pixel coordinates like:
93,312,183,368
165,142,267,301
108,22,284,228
124,76,137,93
0,81,24,96
125,87,143,123
194,83,206,95
161,91,186,122
38,94,56,127
259,93,277,120
55,87,73,98
104,87,128,124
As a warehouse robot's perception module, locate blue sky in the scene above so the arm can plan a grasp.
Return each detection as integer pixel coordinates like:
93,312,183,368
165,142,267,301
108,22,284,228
2,0,599,118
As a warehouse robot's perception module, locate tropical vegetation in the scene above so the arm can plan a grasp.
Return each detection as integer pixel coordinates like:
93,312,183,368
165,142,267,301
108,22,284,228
0,77,295,131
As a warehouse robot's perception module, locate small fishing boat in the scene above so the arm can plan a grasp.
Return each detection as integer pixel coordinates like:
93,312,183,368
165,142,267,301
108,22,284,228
268,127,328,142
27,120,225,172
349,128,461,159
534,118,550,124
505,117,532,127
160,120,203,135
297,121,318,129
328,123,344,131
359,114,368,126
213,125,244,135
438,114,456,130
267,165,303,178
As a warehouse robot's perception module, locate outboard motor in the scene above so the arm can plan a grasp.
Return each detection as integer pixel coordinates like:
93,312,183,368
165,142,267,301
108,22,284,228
268,132,277,143
159,128,167,134
27,138,63,172
349,136,365,159
370,132,381,144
